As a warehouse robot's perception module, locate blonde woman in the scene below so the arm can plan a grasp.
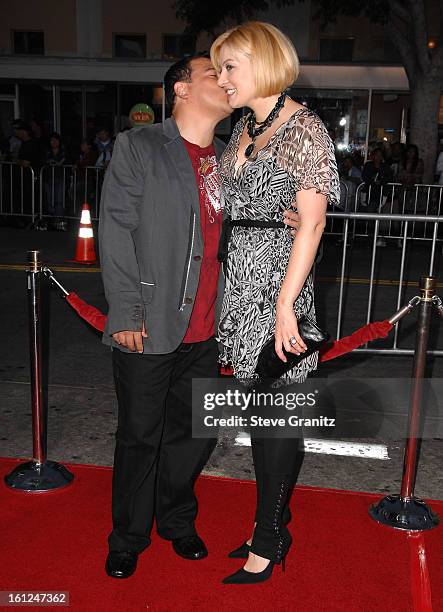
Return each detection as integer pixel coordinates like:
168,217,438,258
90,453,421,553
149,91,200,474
211,22,340,584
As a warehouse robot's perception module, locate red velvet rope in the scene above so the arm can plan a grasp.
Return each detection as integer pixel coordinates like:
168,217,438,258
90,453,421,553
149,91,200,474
65,292,393,365
66,292,107,333
319,320,393,362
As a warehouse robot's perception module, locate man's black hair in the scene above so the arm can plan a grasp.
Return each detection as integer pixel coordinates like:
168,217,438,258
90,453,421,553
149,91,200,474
163,52,210,109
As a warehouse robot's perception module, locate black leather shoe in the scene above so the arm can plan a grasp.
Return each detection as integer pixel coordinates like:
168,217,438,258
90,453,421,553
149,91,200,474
172,535,208,560
105,550,138,578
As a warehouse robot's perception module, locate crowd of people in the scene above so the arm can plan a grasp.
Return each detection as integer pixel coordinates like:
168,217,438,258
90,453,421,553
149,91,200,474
1,119,114,169
337,141,426,207
0,120,115,229
334,140,439,246
1,112,442,232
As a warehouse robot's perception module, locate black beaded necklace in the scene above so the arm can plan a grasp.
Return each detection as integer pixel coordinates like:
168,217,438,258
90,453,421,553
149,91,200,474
245,90,287,158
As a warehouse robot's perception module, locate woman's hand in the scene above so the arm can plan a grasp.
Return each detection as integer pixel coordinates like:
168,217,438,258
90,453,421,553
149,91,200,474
274,301,307,362
283,209,301,237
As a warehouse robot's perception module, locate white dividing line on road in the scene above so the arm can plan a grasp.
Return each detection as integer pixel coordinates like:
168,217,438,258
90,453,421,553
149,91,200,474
234,434,390,460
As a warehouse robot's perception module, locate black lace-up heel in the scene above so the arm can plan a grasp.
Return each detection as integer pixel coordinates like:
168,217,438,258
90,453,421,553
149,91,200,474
227,503,292,559
222,478,292,585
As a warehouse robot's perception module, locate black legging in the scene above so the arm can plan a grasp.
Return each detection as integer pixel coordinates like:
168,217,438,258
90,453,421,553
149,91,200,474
248,389,305,562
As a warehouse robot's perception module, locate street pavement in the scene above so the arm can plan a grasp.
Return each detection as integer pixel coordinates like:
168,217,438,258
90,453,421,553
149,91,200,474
1,225,442,501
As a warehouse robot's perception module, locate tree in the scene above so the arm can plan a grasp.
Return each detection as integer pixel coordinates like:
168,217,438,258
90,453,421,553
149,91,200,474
175,0,443,182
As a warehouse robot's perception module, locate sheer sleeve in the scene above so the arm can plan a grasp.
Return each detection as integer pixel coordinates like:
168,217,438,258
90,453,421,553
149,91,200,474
277,111,341,208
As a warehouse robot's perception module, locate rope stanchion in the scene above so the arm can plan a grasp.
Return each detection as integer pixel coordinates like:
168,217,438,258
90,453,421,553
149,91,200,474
26,263,443,526
4,251,74,492
369,276,440,531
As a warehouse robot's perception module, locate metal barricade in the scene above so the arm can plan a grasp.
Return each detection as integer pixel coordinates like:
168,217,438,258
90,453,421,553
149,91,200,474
0,161,36,222
321,210,443,357
325,182,443,244
38,164,104,222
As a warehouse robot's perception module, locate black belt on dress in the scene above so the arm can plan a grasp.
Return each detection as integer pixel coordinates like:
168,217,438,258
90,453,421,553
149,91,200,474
217,218,286,263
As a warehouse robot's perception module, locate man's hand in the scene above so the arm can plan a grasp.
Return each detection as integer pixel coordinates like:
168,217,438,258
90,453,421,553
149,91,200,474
112,323,148,353
283,209,301,236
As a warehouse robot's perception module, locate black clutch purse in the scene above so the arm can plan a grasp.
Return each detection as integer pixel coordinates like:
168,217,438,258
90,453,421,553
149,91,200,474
255,315,330,382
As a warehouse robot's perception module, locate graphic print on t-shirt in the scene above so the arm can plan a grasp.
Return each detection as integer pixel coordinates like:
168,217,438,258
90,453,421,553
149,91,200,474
198,154,222,222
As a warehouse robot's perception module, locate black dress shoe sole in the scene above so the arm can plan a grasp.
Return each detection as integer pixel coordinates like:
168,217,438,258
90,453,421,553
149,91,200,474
172,548,208,560
171,535,208,560
105,568,135,579
105,557,138,579
105,564,137,579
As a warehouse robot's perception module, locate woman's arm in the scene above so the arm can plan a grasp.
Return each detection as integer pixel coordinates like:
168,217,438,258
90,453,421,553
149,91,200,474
274,189,327,362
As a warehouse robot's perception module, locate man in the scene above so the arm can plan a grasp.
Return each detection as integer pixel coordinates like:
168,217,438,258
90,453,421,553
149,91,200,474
99,53,232,579
15,122,44,170
99,53,301,580
9,119,23,160
95,127,114,169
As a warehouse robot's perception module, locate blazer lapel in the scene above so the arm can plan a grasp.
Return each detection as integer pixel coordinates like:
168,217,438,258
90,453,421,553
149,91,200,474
163,118,201,223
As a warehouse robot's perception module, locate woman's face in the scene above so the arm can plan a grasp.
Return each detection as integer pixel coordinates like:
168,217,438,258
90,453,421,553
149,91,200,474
50,137,59,149
81,141,89,153
217,44,257,109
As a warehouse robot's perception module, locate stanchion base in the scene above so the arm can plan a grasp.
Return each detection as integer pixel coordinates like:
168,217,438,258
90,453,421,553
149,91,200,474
4,460,74,492
369,494,440,531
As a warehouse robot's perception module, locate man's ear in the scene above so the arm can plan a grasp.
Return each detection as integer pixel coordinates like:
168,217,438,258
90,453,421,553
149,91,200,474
174,81,188,102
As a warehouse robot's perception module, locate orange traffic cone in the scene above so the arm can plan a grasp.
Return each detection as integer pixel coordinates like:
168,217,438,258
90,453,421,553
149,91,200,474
71,203,97,264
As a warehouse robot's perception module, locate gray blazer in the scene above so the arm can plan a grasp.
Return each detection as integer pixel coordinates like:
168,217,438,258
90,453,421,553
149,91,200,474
98,117,226,353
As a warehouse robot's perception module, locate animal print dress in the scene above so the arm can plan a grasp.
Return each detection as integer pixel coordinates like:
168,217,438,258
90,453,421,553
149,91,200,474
217,108,340,385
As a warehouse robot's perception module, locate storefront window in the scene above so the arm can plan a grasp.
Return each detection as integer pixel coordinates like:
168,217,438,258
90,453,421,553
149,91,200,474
18,83,54,139
291,88,369,158
369,92,410,145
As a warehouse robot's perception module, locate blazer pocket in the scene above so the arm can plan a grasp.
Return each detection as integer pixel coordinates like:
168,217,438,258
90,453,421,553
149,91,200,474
140,281,155,304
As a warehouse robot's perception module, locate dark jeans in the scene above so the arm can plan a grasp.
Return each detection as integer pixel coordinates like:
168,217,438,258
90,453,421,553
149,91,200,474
44,180,65,218
108,337,218,553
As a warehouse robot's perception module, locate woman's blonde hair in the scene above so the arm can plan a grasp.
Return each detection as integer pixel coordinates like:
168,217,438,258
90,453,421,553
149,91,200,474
210,22,300,98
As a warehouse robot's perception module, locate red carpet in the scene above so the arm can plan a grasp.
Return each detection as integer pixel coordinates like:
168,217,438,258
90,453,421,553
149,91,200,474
1,457,442,612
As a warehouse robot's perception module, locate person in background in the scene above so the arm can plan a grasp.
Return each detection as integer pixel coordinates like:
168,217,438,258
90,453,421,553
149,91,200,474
13,122,44,223
396,144,425,215
95,128,114,169
380,140,390,162
389,141,404,181
42,132,67,231
361,148,393,246
30,118,48,161
73,137,99,211
9,119,23,161
397,144,424,188
16,122,44,170
361,147,393,209
340,155,362,209
0,130,9,159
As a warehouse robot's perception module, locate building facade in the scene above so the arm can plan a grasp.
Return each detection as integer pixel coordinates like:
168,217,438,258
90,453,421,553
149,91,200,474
0,0,438,158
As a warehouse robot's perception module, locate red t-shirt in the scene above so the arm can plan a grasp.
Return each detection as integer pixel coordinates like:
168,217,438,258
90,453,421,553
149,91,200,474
182,139,222,343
